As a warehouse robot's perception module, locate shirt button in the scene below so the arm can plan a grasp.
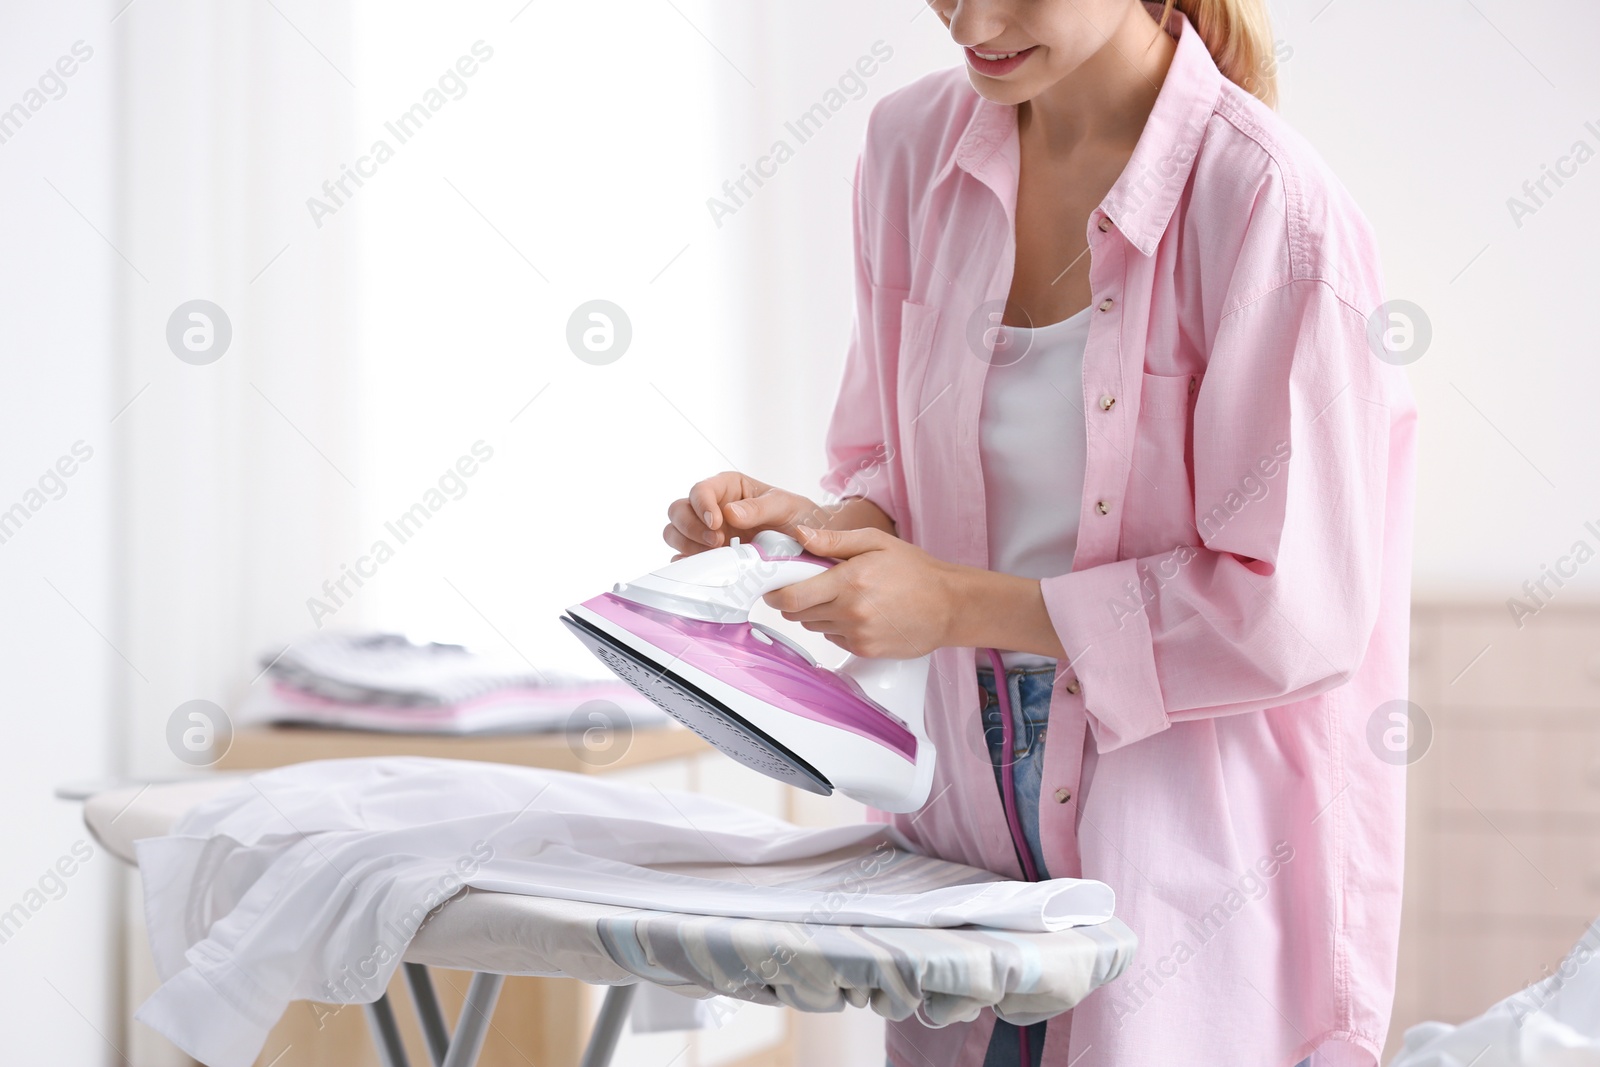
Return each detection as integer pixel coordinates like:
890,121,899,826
1097,297,1115,312
1097,216,1113,233
1064,678,1080,695
1099,395,1116,411
1095,500,1110,515
1055,787,1073,803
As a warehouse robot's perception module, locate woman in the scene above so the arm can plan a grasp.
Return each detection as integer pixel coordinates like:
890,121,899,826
665,2,1417,1065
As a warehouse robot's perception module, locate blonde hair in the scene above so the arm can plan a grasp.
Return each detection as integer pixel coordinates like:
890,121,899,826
1157,0,1280,108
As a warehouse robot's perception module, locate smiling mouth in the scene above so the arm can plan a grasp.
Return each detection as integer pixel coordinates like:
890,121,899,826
963,44,1038,74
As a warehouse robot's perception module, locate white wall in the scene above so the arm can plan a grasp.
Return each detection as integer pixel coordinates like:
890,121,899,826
336,0,733,671
0,3,118,1062
117,0,360,783
1278,0,1600,602
0,0,361,1061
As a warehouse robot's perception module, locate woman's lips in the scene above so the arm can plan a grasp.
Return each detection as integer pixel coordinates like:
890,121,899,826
964,45,1037,77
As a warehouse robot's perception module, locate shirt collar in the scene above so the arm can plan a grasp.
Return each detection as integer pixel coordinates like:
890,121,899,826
934,1,1224,257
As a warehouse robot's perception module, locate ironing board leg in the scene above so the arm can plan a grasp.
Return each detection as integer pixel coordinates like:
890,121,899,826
439,972,504,1067
404,962,451,1067
365,993,412,1067
579,984,637,1067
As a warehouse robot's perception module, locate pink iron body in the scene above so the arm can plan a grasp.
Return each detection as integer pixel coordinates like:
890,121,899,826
561,530,935,812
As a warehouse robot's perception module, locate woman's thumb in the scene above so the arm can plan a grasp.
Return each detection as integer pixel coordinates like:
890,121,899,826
795,524,880,559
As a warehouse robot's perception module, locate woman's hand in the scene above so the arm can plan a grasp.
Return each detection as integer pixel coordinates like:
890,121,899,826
664,471,820,559
763,524,961,658
669,485,1064,661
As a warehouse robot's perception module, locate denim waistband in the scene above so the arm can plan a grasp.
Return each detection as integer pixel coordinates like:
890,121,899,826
975,661,1058,679
976,663,1055,732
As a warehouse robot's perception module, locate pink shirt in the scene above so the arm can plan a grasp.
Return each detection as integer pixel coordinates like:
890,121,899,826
820,6,1418,1066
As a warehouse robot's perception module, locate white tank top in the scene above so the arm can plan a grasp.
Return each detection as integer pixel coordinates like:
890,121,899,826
978,305,1092,669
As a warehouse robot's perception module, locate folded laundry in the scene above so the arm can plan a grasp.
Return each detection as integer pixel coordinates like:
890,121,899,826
262,630,602,706
132,757,1116,1067
236,677,666,734
243,631,665,733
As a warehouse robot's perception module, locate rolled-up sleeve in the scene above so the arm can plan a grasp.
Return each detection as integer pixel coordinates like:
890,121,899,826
819,152,906,533
1040,277,1401,752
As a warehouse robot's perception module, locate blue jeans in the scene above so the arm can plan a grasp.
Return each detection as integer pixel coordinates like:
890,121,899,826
977,661,1055,1067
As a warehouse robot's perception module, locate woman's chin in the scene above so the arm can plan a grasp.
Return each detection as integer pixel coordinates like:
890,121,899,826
964,73,1038,107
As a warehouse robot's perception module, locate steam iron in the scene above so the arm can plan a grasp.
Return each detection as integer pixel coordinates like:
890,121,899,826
561,529,935,812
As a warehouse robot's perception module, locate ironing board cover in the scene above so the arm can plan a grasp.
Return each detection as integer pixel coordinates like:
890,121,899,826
409,888,1135,1026
84,775,1135,1027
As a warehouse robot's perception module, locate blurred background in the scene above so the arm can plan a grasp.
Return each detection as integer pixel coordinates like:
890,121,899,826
4,0,1599,1064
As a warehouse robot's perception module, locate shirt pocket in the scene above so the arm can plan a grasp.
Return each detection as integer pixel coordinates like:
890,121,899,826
1121,370,1201,559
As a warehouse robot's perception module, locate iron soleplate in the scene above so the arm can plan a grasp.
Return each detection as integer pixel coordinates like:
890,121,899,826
561,612,833,796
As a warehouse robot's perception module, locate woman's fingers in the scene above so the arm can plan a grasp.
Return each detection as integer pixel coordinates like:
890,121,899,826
687,480,723,531
662,522,700,556
665,472,822,557
689,472,770,531
781,600,847,640
792,524,890,560
670,471,761,550
725,488,805,532
666,498,720,549
764,569,840,615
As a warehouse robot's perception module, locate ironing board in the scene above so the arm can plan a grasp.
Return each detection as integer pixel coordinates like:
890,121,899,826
80,776,1137,1067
